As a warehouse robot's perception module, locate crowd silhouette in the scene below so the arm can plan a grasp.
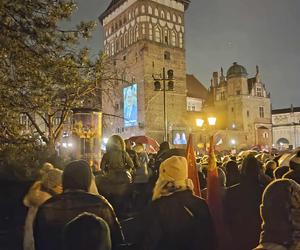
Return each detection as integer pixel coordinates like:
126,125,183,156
1,134,300,250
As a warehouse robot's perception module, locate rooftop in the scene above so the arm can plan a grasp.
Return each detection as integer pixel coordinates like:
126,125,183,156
186,74,209,100
99,0,191,23
272,106,300,114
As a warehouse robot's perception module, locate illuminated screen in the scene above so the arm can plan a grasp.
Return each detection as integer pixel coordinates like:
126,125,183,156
123,84,138,127
172,131,187,145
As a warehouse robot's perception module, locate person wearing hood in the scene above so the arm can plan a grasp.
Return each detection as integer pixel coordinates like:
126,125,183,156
254,179,300,250
223,160,240,187
284,151,300,184
63,213,112,250
101,135,134,173
23,167,63,250
135,156,216,250
224,155,264,250
33,160,124,250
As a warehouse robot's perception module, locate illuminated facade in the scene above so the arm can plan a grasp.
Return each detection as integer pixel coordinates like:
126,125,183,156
204,63,272,150
99,0,190,142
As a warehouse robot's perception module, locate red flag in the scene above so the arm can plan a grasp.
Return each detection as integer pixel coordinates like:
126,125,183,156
207,135,227,249
186,134,201,197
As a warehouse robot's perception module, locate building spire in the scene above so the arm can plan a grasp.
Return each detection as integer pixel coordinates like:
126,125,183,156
256,65,261,82
220,67,225,82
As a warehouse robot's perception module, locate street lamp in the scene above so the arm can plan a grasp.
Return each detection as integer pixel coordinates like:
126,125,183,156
153,67,174,142
195,116,217,152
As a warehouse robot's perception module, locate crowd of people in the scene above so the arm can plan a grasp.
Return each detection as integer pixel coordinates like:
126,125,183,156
20,134,300,250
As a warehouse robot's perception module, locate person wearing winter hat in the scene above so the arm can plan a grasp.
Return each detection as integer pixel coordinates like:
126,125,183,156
254,179,300,250
23,168,63,250
284,151,300,184
63,212,111,250
134,156,216,250
34,160,124,250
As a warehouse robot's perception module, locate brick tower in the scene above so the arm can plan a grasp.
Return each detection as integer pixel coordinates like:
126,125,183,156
99,0,190,143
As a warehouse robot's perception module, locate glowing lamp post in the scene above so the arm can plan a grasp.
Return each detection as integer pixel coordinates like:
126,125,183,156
196,116,217,152
153,68,175,142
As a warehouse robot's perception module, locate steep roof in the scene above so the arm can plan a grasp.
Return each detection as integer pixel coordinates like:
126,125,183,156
99,0,191,24
272,107,300,115
186,74,209,100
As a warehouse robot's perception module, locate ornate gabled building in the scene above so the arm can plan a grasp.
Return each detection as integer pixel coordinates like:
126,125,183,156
99,0,190,142
205,62,272,150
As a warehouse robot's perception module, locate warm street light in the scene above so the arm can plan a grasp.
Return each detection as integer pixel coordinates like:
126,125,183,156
231,139,236,145
208,117,217,126
153,67,175,142
196,118,204,127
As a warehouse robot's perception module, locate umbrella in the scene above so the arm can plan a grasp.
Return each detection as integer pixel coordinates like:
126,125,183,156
128,135,160,152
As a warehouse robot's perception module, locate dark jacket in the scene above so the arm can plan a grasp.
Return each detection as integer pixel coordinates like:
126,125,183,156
283,169,300,184
135,190,216,250
101,150,134,173
224,181,264,250
33,191,124,250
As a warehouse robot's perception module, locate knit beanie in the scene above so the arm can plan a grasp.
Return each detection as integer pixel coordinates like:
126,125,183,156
290,151,300,170
152,156,194,200
63,212,111,250
41,168,63,190
63,160,91,192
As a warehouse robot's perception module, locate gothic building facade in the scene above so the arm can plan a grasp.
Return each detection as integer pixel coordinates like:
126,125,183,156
205,62,272,150
99,0,190,142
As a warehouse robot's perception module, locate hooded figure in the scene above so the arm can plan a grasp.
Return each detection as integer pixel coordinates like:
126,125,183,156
63,212,112,250
100,135,134,173
284,151,300,184
224,155,264,250
224,160,240,187
254,179,300,250
23,168,63,250
135,156,216,250
33,160,124,250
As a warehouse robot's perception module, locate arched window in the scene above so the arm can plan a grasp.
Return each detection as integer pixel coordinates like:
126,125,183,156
155,26,161,43
125,32,128,47
129,28,133,44
148,6,152,15
172,14,176,22
129,12,131,20
154,8,159,16
142,24,146,36
135,25,139,42
135,7,139,16
163,28,169,44
178,16,182,24
167,12,171,20
141,5,145,13
161,10,165,19
179,32,183,48
171,31,176,46
111,42,115,55
149,23,153,40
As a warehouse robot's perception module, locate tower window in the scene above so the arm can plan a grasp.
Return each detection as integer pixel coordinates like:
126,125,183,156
247,110,250,117
231,107,234,112
149,23,153,40
141,5,145,13
179,32,183,48
171,31,176,46
164,51,171,60
263,132,269,139
259,106,264,118
161,10,165,19
167,12,171,20
257,87,263,97
148,6,152,15
178,16,182,24
154,8,159,16
173,14,176,22
155,26,161,43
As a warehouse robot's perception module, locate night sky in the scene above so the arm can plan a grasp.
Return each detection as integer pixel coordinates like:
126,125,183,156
68,0,300,109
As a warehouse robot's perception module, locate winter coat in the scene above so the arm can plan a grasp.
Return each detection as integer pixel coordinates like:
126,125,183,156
224,181,264,250
284,169,300,184
23,181,52,250
33,190,124,250
101,149,134,173
134,190,216,250
134,152,149,184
